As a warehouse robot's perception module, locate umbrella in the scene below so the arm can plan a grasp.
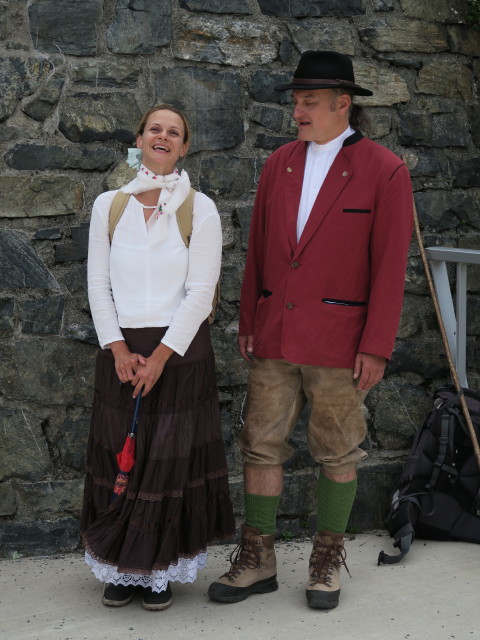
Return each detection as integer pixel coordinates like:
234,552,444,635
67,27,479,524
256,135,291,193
112,391,142,499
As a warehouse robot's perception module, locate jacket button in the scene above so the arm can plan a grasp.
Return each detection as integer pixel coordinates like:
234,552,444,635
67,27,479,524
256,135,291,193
291,261,299,268
286,302,294,310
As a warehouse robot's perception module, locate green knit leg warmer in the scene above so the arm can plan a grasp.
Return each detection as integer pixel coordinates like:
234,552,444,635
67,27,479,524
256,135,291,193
316,472,357,534
244,492,281,536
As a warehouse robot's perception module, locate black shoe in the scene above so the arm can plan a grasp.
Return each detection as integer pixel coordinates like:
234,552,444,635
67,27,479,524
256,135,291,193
141,583,173,611
102,583,135,607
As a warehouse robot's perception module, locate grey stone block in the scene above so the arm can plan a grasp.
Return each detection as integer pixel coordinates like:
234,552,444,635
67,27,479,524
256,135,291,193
54,224,89,264
0,57,52,122
0,518,80,558
220,264,243,303
28,0,102,55
386,340,449,379
451,157,480,188
64,323,99,346
255,134,295,151
257,0,364,17
398,112,468,147
414,191,476,231
349,457,404,531
180,0,251,13
175,17,280,67
155,67,244,152
56,416,91,472
250,70,291,104
0,338,95,406
59,92,141,144
22,73,65,122
0,482,17,517
5,144,115,172
0,298,15,336
448,24,480,56
235,205,252,250
34,228,62,241
358,19,449,53
71,60,139,88
199,156,256,198
0,176,83,219
107,0,171,55
21,295,64,335
368,377,432,450
0,230,58,290
288,19,356,55
0,409,52,482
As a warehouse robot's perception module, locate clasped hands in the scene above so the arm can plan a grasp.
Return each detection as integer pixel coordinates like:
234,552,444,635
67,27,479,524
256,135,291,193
110,340,173,398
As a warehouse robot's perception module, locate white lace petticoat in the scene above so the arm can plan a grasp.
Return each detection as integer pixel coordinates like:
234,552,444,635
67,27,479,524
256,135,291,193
84,551,207,592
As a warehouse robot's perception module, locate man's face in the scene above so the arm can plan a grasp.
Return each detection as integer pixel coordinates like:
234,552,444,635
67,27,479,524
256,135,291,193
292,89,351,145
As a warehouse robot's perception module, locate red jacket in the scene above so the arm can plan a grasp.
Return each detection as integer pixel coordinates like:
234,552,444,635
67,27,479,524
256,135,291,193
239,132,413,368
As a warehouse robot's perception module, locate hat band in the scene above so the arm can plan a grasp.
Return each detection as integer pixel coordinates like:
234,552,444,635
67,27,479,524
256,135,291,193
292,78,358,87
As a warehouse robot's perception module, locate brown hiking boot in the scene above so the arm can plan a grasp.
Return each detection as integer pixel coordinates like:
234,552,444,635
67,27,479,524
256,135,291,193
208,524,278,603
306,530,351,609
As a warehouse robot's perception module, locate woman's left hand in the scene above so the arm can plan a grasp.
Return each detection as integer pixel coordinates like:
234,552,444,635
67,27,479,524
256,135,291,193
130,342,174,398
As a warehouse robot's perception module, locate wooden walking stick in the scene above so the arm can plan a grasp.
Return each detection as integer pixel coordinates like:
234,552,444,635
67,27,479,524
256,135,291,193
412,198,480,471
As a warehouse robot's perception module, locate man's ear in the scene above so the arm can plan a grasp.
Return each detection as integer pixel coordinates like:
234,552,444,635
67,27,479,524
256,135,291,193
337,93,352,115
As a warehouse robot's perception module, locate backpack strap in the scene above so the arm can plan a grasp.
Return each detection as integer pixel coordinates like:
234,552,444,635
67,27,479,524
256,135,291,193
109,191,131,243
109,188,195,246
426,412,458,490
176,188,196,248
175,188,220,323
378,522,415,565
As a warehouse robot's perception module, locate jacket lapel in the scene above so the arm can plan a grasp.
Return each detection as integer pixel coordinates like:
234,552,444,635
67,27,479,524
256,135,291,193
293,149,353,259
282,142,307,253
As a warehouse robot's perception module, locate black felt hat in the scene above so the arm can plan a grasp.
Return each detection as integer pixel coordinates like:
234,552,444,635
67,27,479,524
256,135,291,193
274,50,373,97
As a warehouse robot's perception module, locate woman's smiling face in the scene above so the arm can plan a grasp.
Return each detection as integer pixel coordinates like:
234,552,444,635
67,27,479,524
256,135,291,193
136,109,188,175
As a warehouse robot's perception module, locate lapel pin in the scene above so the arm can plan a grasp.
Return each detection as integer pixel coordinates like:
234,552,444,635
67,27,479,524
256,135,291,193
287,167,293,173
342,171,349,177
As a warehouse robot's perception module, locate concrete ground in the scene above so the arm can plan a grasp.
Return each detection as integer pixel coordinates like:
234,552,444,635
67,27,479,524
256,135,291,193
1,532,479,640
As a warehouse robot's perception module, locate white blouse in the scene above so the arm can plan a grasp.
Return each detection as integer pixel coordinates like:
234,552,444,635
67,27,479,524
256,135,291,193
87,189,222,356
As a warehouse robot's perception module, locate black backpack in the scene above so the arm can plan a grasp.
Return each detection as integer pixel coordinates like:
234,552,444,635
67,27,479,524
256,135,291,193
378,385,480,565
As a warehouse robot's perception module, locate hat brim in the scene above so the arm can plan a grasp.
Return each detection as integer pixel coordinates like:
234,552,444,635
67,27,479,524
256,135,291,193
274,81,373,97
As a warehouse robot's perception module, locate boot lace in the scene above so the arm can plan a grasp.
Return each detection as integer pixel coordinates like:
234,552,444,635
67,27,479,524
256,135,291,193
309,536,351,587
223,536,262,582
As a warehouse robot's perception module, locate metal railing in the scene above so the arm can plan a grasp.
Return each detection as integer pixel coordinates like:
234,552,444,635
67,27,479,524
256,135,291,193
425,247,480,388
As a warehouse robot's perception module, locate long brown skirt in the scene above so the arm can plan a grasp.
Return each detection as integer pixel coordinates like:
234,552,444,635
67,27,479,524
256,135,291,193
80,322,235,589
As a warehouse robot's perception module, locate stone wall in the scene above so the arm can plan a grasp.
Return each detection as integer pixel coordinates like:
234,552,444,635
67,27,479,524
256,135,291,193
0,0,479,557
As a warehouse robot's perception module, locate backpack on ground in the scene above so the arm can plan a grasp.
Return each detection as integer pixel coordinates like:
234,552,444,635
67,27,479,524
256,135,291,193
378,385,480,565
108,188,220,324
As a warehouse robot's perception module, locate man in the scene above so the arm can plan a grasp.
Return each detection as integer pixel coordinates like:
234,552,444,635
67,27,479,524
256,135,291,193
208,51,413,609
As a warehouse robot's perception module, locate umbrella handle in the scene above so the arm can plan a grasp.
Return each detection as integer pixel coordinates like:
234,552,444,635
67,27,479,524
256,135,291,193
128,390,142,437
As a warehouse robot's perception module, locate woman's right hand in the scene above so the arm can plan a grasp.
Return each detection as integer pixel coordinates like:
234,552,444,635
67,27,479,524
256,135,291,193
109,340,146,383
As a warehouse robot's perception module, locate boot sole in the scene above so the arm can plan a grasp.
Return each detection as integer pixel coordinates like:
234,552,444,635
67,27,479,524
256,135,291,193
306,588,340,610
208,575,278,604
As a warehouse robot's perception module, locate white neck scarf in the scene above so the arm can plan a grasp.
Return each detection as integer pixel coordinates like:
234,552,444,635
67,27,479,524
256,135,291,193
120,164,191,244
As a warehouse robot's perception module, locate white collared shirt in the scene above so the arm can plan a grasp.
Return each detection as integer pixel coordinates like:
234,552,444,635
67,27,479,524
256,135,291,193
297,126,355,240
87,190,221,356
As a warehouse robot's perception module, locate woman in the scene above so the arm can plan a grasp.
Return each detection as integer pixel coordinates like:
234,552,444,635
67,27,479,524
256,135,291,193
80,104,235,611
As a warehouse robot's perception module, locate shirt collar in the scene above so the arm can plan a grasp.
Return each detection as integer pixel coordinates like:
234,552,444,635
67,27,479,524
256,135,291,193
309,126,355,154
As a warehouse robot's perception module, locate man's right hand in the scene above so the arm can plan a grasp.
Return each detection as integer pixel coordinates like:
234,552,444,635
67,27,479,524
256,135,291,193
238,335,254,362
